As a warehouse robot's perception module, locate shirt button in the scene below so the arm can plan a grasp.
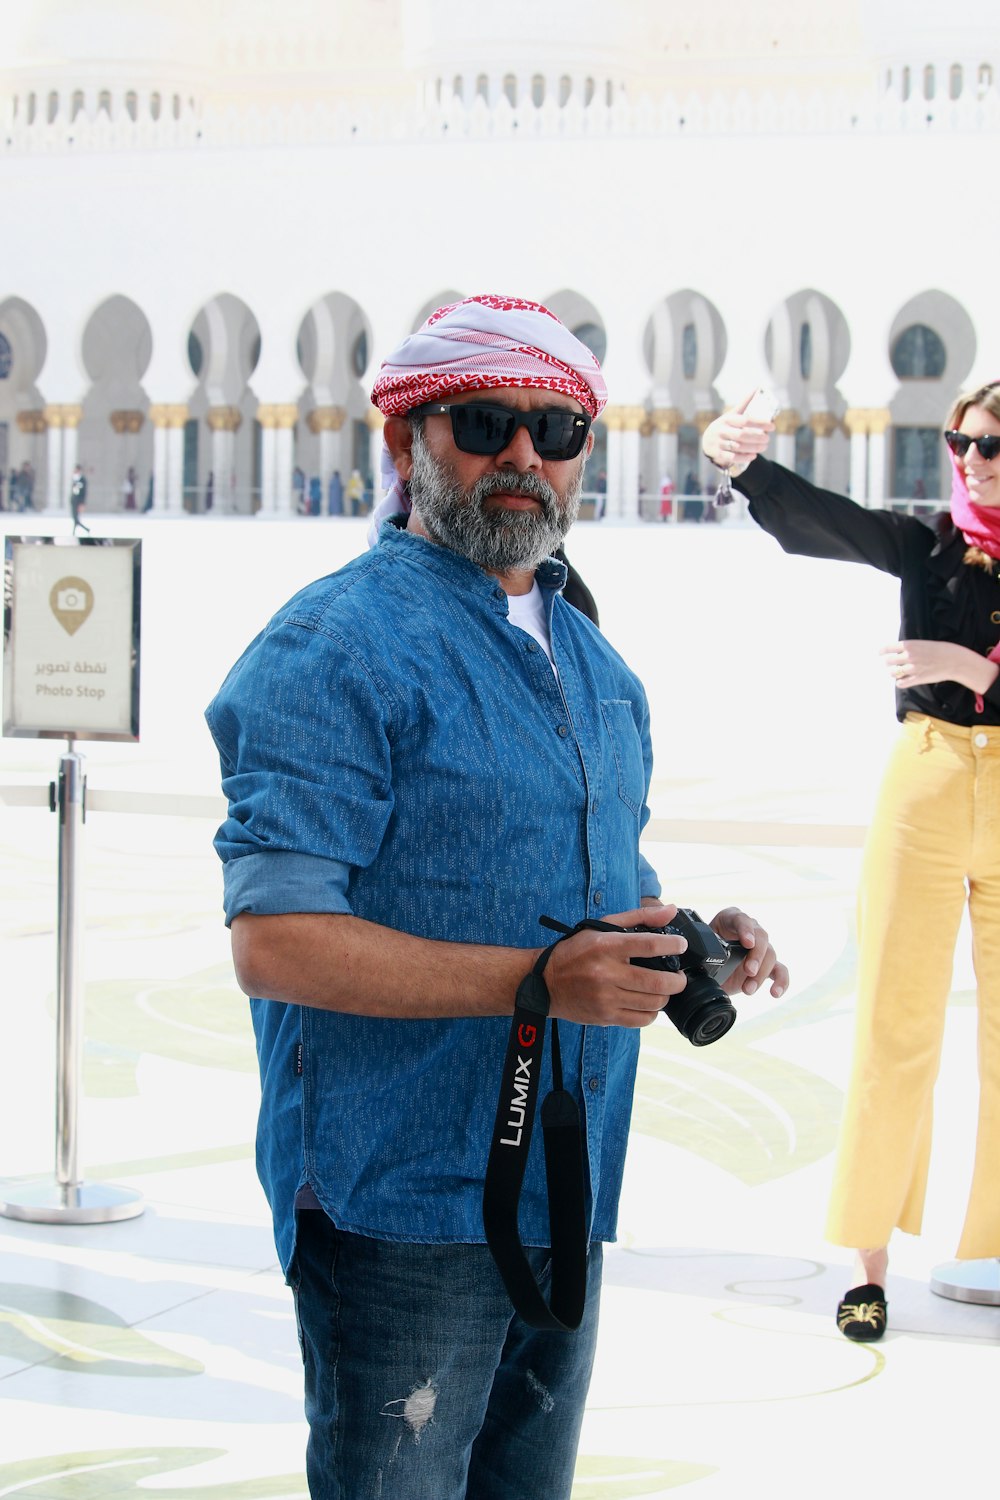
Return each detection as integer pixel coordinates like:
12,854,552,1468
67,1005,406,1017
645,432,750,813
974,732,988,748
557,724,569,737
494,586,505,601
526,641,538,652
593,890,603,906
588,1077,600,1092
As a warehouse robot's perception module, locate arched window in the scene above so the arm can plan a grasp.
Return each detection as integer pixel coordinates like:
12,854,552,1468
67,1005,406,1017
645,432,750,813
352,330,368,378
901,66,911,101
923,65,935,101
800,322,813,381
26,92,36,125
187,331,204,379
531,75,545,106
98,89,112,116
558,75,571,106
47,91,59,124
0,332,13,379
890,324,947,380
605,80,613,106
503,74,517,107
125,90,138,122
434,78,442,104
950,64,963,101
452,75,463,101
71,89,85,120
893,427,942,501
682,322,698,380
150,91,161,121
172,93,181,120
476,74,489,103
573,322,607,364
979,63,994,96
885,68,892,94
584,77,595,106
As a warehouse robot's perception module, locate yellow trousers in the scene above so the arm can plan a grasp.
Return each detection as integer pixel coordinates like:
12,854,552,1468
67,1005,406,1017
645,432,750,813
826,714,1000,1259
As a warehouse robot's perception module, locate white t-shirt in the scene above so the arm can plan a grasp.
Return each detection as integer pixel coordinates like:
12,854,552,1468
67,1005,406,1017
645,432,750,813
505,580,556,671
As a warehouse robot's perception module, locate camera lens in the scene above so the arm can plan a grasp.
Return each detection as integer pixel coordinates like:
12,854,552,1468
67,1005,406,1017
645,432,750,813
664,975,737,1047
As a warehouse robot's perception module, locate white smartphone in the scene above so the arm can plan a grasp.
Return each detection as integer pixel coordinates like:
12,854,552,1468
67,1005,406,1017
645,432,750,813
744,387,779,422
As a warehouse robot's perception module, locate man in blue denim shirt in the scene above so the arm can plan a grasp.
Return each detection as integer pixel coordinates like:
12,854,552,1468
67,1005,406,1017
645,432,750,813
207,296,787,1500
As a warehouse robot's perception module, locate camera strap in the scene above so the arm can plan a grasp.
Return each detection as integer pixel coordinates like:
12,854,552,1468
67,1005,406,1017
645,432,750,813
483,916,620,1332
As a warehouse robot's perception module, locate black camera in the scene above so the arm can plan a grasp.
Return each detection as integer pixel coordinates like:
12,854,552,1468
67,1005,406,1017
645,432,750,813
629,908,743,1046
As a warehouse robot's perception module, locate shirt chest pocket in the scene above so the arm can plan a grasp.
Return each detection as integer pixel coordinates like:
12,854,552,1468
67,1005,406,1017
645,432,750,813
600,699,645,816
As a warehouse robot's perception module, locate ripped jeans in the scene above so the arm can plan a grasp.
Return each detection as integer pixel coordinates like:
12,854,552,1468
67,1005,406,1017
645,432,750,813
290,1211,603,1499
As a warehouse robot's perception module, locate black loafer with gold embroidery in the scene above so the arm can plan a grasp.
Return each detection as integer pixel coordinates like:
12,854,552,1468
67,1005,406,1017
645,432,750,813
837,1283,887,1341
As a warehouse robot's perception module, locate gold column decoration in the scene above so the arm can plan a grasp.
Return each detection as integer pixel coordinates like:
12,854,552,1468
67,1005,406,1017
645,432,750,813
148,403,189,428
365,407,385,432
255,404,297,430
653,407,684,435
867,408,893,436
307,405,347,434
206,405,244,433
619,405,646,432
843,409,871,436
16,410,47,434
843,408,893,437
601,406,627,432
44,404,84,429
639,415,655,439
809,413,840,439
773,409,803,436
109,409,145,435
693,410,721,433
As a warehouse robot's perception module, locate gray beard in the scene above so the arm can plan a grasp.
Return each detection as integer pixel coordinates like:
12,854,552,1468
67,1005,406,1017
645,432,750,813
408,425,583,573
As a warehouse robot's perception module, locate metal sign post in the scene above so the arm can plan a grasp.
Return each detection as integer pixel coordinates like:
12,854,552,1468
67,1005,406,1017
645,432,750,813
1,535,144,1224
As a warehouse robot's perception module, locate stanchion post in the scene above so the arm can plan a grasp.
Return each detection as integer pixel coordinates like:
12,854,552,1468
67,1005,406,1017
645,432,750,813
0,741,144,1224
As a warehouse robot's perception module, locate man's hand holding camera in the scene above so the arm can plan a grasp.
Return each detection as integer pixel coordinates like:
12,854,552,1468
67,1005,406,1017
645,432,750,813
543,902,787,1031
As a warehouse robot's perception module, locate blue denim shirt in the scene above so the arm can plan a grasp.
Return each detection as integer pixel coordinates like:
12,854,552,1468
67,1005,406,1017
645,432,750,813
206,525,661,1273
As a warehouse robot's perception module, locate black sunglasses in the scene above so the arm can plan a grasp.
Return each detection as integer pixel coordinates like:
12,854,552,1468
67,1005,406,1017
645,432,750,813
944,430,1000,462
409,400,592,461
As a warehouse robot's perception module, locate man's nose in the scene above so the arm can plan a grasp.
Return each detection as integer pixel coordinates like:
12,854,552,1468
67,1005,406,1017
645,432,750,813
496,423,542,471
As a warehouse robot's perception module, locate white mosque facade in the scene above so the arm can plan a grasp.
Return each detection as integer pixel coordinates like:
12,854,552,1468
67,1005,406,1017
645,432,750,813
1,0,998,519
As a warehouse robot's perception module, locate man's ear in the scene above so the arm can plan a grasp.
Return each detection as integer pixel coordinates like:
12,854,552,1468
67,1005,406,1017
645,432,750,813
383,415,415,482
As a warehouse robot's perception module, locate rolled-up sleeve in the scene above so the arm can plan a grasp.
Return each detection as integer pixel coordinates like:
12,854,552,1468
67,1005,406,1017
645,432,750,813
205,617,396,924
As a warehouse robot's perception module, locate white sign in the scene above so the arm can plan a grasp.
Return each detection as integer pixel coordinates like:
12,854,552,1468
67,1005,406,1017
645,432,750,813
3,538,140,740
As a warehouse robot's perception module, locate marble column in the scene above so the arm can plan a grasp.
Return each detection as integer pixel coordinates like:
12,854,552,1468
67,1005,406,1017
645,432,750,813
653,407,682,493
206,405,242,514
272,405,298,514
367,408,385,515
44,408,65,511
809,412,839,490
773,409,801,472
844,409,869,504
602,407,625,519
15,410,48,510
620,409,643,522
148,404,188,514
109,409,145,510
256,406,279,514
868,409,892,505
59,406,82,514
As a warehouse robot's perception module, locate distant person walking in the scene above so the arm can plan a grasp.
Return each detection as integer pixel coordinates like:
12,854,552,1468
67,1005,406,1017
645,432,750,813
70,464,90,533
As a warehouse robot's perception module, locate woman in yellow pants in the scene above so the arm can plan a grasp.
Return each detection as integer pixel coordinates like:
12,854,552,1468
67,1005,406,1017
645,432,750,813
702,381,1000,1339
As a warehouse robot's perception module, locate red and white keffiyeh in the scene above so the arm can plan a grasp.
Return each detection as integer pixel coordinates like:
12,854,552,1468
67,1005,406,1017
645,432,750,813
367,294,607,541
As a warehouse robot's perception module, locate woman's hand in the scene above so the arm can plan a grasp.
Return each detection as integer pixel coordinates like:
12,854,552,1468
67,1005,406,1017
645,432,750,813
880,640,1000,695
701,391,776,476
710,907,788,998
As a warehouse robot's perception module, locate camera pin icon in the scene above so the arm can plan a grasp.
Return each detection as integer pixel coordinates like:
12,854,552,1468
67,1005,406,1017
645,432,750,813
49,576,95,636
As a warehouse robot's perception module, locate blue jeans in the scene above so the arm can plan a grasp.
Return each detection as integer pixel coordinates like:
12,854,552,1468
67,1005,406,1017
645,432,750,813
290,1211,603,1500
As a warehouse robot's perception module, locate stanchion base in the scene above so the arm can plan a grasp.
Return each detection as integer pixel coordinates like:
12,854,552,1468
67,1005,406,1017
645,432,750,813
0,1180,145,1225
930,1258,1000,1306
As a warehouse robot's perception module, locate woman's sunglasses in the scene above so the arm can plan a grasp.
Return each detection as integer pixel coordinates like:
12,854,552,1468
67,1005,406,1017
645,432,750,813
409,401,592,461
944,430,1000,462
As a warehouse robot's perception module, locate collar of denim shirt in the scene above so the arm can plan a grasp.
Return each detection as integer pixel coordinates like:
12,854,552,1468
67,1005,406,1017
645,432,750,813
376,515,569,609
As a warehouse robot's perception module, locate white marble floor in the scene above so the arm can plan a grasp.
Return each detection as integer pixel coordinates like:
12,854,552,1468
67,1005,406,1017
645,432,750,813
1,515,996,1497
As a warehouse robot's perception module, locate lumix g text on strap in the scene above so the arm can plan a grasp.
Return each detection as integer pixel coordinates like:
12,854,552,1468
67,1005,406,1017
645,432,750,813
482,916,621,1332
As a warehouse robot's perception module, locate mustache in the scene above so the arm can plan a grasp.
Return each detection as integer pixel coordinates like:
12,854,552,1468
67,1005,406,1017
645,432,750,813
469,470,559,514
